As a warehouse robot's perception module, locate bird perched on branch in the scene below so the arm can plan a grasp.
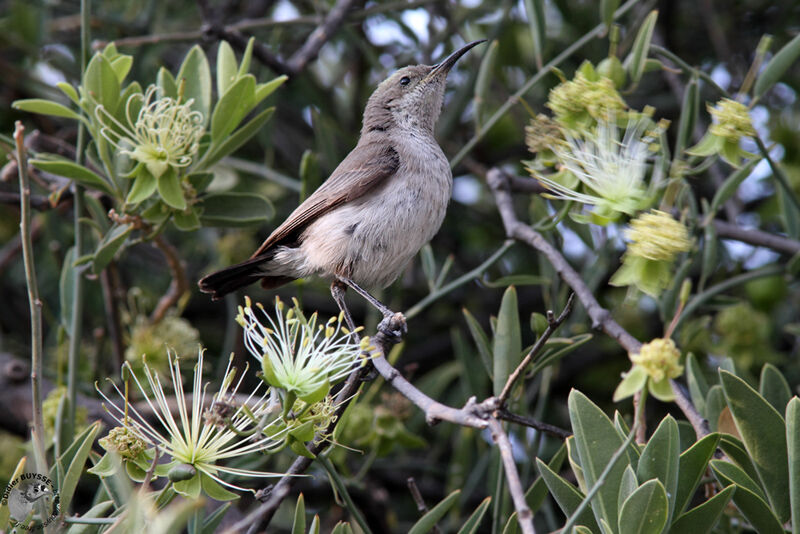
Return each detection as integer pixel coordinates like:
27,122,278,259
199,40,485,335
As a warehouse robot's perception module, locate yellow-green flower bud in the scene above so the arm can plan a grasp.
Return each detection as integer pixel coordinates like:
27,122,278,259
630,338,684,382
525,114,564,154
99,426,147,460
708,98,756,142
547,72,627,127
626,210,691,262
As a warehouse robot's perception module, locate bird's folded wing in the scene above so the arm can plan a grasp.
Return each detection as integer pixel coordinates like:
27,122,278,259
249,141,399,258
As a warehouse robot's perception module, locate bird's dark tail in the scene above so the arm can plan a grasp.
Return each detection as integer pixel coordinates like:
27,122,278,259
198,253,295,300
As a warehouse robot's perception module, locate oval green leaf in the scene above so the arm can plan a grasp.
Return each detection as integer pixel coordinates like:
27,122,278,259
618,479,668,534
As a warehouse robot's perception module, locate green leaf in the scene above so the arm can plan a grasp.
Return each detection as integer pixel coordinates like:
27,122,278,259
755,33,800,98
720,370,790,522
462,308,493,376
705,385,726,432
126,169,158,204
200,472,238,501
674,433,720,516
199,107,275,169
31,158,113,195
201,502,232,534
568,389,628,528
718,434,760,484
648,376,675,402
522,0,545,68
93,223,133,274
675,76,699,156
59,422,101,511
526,444,567,513
482,274,548,288
86,452,118,477
254,75,288,105
13,98,83,121
173,207,201,231
473,40,498,128
307,515,320,534
637,416,679,522
237,37,255,77
623,10,658,87
787,397,800,534
408,490,461,534
59,247,76,332
493,286,521,396
600,0,620,30
710,459,767,502
618,479,668,534
157,167,187,210
457,497,491,534
613,365,647,401
217,41,239,97
618,465,638,510
709,157,761,216
65,500,113,534
210,74,256,141
57,82,80,105
536,458,600,532
713,468,785,534
109,55,133,83
83,53,120,113
157,67,178,99
174,474,203,499
685,353,709,417
176,45,212,126
759,363,791,413
669,485,734,534
292,494,306,534
199,192,274,227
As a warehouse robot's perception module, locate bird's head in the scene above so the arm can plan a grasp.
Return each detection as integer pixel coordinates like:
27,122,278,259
362,40,486,136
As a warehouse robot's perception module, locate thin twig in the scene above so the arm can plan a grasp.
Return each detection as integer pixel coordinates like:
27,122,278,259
407,477,442,534
494,410,571,440
487,418,535,534
14,122,48,473
486,168,711,440
287,0,359,73
497,293,574,406
150,234,189,324
100,264,125,370
712,219,800,255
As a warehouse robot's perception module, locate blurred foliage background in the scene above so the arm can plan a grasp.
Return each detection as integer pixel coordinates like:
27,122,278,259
1,0,799,531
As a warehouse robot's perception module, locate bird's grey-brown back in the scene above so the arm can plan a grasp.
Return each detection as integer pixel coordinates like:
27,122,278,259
198,41,484,299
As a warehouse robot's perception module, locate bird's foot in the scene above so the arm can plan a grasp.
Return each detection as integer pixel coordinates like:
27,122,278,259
378,312,407,343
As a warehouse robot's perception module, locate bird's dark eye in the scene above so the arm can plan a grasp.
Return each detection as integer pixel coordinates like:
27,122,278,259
399,76,411,86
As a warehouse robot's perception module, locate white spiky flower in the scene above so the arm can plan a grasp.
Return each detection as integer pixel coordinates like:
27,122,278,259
237,296,374,407
96,84,205,179
531,117,664,223
97,348,284,498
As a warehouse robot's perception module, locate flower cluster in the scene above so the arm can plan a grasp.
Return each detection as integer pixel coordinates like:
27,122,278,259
547,70,627,129
610,210,691,296
98,85,205,180
614,338,684,402
528,117,664,224
237,296,374,408
94,349,284,500
688,97,756,166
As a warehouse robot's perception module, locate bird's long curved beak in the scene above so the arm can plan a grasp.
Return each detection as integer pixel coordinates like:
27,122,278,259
427,39,487,79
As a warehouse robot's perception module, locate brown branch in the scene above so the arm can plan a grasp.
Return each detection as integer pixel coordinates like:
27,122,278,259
286,0,360,74
149,234,189,324
487,418,535,534
712,219,800,255
408,478,442,534
495,410,572,440
100,263,125,370
497,293,574,406
486,168,711,439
